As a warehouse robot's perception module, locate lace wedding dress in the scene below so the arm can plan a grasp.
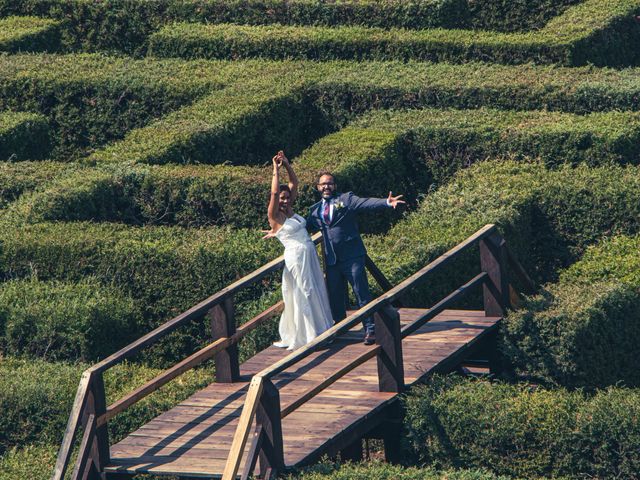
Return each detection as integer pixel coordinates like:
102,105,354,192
273,213,333,350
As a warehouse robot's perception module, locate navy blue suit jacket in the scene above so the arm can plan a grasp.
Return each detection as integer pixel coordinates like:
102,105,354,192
307,192,389,266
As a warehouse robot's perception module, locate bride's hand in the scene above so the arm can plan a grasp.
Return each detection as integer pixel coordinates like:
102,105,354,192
272,152,283,168
261,229,277,239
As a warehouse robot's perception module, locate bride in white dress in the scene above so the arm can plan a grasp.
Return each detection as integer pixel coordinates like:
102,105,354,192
264,151,333,350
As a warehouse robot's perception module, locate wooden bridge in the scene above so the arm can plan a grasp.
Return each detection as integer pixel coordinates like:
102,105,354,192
52,224,534,480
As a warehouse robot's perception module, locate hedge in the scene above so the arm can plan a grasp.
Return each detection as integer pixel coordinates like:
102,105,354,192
0,221,281,362
0,0,470,54
148,0,640,66
467,0,580,32
0,15,60,53
290,461,511,480
87,62,333,166
0,357,212,456
0,277,141,362
0,160,71,209
503,235,640,389
0,53,225,160
87,59,640,169
0,111,50,161
366,161,640,306
404,376,640,479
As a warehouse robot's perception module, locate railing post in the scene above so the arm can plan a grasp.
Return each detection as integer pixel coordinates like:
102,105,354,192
73,372,109,480
374,305,404,393
209,296,240,382
479,232,510,317
257,378,285,477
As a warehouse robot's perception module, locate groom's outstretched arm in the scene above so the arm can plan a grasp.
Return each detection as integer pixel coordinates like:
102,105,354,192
348,191,405,212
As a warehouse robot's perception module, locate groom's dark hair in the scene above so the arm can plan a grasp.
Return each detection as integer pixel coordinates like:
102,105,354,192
316,171,336,184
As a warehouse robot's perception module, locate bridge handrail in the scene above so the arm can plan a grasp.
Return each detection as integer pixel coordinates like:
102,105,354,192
222,223,517,480
53,233,323,480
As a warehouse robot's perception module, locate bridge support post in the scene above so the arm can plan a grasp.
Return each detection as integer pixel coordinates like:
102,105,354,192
480,233,510,317
257,379,284,478
209,297,240,382
375,305,404,393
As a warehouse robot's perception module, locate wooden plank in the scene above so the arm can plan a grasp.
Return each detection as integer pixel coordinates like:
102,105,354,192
209,297,240,382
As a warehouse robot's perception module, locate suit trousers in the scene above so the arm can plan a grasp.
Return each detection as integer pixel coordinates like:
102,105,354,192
326,255,374,333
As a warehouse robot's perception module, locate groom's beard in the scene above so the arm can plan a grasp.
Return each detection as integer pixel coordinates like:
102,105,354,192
322,192,336,200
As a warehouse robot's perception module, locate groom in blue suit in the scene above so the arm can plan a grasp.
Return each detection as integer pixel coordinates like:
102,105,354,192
307,172,405,345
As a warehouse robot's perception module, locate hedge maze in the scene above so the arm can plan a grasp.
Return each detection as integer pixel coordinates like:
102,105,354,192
1,1,640,479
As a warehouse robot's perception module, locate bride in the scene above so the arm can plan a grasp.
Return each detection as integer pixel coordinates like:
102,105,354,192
264,151,333,350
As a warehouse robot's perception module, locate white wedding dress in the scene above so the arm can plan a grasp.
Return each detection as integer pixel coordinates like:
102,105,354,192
273,213,333,350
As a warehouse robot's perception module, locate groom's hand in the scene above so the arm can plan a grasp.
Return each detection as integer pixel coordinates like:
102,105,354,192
387,191,406,209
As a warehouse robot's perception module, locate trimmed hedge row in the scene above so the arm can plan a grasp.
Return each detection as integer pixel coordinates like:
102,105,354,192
0,15,60,53
148,0,640,66
88,62,332,166
0,53,226,159
292,461,510,480
87,59,640,169
0,221,281,361
0,160,70,209
1,0,561,54
366,161,640,306
404,377,640,479
503,235,640,389
0,277,140,362
0,357,212,455
0,111,50,160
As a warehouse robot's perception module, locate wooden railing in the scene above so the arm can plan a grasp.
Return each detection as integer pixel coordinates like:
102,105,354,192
51,232,399,480
221,224,535,480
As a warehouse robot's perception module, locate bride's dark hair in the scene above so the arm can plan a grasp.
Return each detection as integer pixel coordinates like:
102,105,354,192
279,185,291,193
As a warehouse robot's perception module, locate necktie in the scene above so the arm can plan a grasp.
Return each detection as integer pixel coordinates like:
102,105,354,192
323,200,331,225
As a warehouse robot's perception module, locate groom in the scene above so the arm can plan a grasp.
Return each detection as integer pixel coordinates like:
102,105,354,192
307,172,405,345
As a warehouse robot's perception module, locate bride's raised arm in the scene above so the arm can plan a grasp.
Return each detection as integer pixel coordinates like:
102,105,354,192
280,152,298,203
267,153,283,230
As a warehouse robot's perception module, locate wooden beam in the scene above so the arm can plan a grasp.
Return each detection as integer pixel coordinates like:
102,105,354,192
52,372,92,480
70,414,96,480
375,308,404,393
222,377,264,480
505,244,536,294
210,296,240,383
102,301,284,424
365,255,403,307
257,378,284,476
480,232,509,317
240,425,263,480
280,346,380,418
401,272,488,338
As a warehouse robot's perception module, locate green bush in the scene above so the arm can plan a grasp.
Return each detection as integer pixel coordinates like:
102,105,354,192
403,377,640,478
503,235,640,389
0,160,71,209
0,16,60,53
0,0,467,54
0,277,140,362
0,53,220,160
147,0,640,66
291,461,511,480
468,0,580,32
0,443,58,480
367,161,640,306
0,221,281,361
0,357,212,455
0,111,50,161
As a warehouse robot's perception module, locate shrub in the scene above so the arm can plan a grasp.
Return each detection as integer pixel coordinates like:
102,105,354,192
0,277,141,362
0,443,58,480
468,0,580,32
0,110,50,161
503,235,640,388
403,376,640,478
0,357,212,455
0,0,468,54
0,221,281,361
0,160,71,209
291,460,511,480
0,16,60,53
366,161,640,306
147,0,640,66
0,53,220,160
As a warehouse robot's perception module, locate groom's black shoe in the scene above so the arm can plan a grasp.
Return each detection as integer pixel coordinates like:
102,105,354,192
363,331,376,345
